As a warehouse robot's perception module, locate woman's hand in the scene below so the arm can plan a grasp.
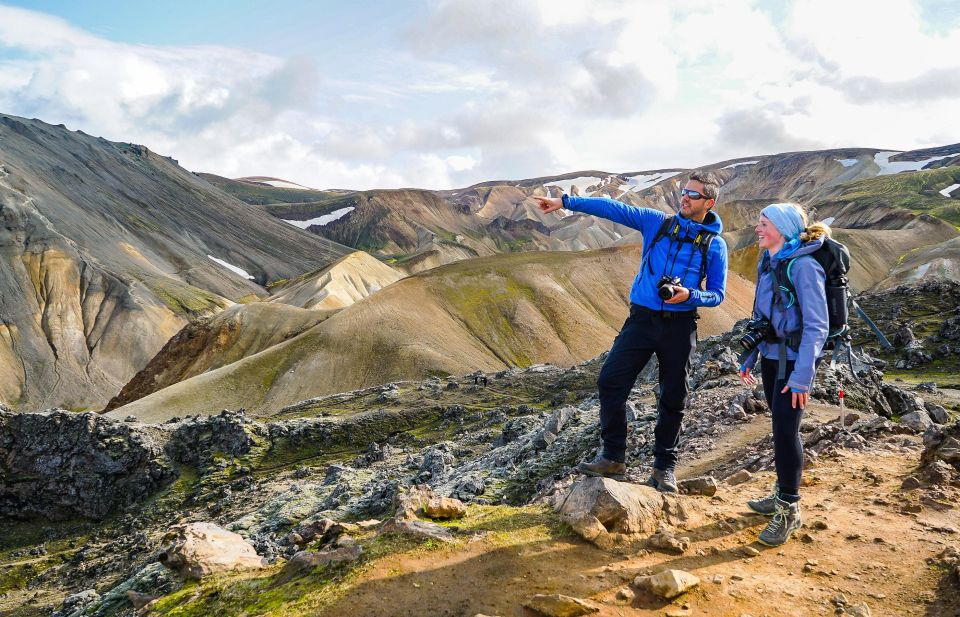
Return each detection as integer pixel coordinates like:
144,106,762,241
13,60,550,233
782,385,808,409
738,367,756,386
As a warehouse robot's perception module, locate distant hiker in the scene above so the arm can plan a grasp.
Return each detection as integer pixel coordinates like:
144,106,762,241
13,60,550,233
737,203,830,547
533,170,728,492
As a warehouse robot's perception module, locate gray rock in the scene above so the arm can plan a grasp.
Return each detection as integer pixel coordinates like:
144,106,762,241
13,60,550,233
53,589,100,617
380,518,455,543
900,410,934,433
926,403,950,425
678,476,718,496
0,409,173,520
633,569,700,599
555,477,701,536
164,409,263,467
276,545,362,583
523,594,599,616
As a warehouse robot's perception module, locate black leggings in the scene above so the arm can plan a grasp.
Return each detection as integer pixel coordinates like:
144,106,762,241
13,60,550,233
760,356,804,496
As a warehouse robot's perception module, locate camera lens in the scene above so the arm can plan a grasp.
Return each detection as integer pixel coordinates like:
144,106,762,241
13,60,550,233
658,285,674,300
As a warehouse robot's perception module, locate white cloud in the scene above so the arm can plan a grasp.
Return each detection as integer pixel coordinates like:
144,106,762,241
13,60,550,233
0,1,959,190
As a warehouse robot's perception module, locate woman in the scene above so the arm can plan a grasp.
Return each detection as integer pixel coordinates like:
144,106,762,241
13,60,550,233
738,202,830,547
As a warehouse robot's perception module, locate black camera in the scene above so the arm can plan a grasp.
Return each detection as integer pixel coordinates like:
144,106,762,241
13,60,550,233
739,318,773,352
656,275,683,300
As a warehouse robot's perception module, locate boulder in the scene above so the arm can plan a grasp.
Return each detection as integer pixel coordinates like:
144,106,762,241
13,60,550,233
523,594,599,617
0,409,173,520
900,410,934,433
678,476,717,496
646,527,690,555
633,569,700,599
422,496,467,519
926,403,951,425
554,477,701,537
159,522,267,579
725,469,753,485
276,545,362,583
380,518,455,543
394,484,438,520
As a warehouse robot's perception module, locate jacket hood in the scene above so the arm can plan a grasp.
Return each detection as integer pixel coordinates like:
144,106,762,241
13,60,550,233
769,236,824,263
678,209,723,235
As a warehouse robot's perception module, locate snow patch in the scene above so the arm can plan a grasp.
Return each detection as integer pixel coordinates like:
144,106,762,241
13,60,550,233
835,158,859,167
873,151,959,175
939,183,960,197
207,255,255,280
618,171,681,196
283,207,355,229
545,176,604,196
722,160,759,170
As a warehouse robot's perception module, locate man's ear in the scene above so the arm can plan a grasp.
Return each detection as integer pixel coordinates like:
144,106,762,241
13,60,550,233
706,198,716,210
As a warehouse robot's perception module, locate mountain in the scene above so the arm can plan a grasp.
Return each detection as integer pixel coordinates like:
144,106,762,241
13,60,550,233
266,250,404,311
104,246,755,422
0,114,353,411
218,147,960,288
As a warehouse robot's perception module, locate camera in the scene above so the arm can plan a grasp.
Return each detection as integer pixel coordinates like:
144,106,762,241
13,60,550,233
656,275,683,300
739,318,773,352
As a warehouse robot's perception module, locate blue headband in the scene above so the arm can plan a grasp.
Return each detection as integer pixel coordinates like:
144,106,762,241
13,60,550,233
761,203,805,241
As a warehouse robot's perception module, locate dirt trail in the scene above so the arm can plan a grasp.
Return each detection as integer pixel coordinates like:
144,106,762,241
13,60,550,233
318,403,960,617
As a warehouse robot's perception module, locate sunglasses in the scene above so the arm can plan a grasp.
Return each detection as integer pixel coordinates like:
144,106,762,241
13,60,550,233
680,188,711,200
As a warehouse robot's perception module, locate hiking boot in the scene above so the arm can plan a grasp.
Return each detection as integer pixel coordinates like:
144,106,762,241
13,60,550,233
747,482,779,516
645,467,678,493
577,455,626,480
757,498,803,547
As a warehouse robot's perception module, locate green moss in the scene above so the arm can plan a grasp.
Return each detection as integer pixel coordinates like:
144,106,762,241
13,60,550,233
149,504,572,617
821,166,960,226
142,277,229,316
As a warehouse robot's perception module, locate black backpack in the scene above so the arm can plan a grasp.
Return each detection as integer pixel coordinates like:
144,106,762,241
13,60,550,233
772,236,851,348
642,216,717,288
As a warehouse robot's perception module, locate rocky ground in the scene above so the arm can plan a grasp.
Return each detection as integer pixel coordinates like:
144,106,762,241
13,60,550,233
1,325,959,617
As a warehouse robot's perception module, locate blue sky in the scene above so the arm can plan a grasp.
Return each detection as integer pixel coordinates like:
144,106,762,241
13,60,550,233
1,1,959,189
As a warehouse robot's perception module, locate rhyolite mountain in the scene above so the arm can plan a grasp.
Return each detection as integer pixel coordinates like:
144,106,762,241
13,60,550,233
0,114,353,411
3,112,958,414
104,247,757,422
222,146,960,289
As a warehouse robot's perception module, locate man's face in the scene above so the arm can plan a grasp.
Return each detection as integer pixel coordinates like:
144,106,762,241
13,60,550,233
679,180,715,221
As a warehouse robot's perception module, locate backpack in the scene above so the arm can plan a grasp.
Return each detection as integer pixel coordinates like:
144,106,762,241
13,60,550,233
772,236,851,349
642,216,717,288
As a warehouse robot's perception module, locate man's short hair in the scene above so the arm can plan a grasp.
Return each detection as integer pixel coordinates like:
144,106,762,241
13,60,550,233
688,169,721,201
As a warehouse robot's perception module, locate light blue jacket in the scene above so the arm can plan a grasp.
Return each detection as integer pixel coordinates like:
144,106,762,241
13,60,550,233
742,238,829,391
562,195,728,311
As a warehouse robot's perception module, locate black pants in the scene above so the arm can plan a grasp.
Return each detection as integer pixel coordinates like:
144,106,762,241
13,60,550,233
760,356,804,496
597,305,697,469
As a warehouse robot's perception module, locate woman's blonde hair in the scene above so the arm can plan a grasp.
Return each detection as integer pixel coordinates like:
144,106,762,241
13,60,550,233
780,202,831,242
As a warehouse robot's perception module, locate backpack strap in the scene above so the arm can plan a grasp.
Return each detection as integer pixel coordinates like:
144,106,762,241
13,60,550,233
695,232,716,287
643,216,675,275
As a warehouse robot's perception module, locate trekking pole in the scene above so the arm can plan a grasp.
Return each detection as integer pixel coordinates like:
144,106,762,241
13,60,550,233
838,388,846,433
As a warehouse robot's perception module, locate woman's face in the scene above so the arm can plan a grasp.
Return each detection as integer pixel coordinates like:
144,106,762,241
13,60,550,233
756,215,783,250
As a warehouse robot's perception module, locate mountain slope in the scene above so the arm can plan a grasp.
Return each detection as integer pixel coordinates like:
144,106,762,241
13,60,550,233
267,251,405,310
0,114,353,410
105,247,754,421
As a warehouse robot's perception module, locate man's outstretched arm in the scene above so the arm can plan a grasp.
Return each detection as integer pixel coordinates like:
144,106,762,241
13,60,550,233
533,195,663,232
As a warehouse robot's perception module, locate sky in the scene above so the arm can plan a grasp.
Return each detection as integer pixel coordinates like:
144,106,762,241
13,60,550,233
1,0,959,190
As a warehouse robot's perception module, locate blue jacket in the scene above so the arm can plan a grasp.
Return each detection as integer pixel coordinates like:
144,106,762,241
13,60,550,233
741,238,829,392
562,195,728,311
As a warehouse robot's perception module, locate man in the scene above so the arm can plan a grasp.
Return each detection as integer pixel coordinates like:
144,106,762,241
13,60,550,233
533,170,727,492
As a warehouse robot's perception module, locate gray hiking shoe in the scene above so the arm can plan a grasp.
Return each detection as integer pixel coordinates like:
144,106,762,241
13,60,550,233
577,455,626,480
747,482,779,516
645,467,678,493
757,498,802,547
